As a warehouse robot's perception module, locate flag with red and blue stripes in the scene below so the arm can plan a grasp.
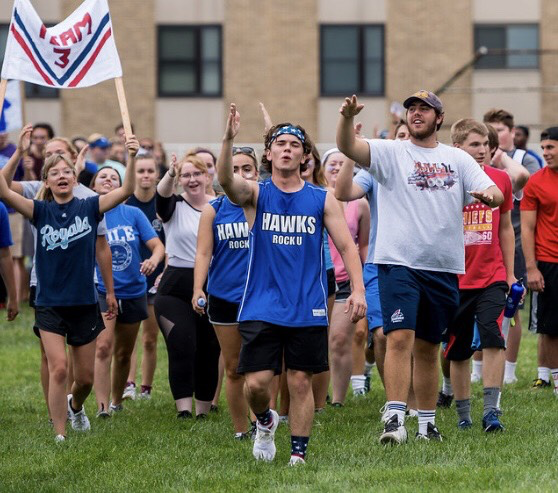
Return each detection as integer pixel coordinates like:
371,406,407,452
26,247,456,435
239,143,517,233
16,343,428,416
1,0,122,88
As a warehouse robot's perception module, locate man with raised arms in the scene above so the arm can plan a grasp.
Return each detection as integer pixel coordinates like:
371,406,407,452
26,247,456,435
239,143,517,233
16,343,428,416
218,104,366,465
337,91,504,443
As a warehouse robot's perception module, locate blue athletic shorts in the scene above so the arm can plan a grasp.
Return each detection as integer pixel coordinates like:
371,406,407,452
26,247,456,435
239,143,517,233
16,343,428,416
378,264,459,344
364,263,383,330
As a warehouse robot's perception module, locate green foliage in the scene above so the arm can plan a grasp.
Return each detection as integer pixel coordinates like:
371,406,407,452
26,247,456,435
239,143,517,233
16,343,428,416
0,307,557,492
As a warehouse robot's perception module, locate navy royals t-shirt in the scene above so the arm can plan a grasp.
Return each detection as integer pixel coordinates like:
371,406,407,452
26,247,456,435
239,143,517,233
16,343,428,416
96,204,158,299
32,195,102,306
126,194,165,290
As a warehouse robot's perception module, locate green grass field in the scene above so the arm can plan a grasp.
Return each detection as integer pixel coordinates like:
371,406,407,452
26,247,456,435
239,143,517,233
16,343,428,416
1,306,557,492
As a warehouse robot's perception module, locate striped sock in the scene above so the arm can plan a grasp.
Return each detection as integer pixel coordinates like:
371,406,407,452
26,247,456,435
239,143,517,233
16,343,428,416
351,375,366,392
418,410,436,435
386,401,406,425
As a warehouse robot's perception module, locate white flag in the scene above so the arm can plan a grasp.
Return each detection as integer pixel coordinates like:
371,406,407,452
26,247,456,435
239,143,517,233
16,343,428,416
1,0,122,88
0,80,22,133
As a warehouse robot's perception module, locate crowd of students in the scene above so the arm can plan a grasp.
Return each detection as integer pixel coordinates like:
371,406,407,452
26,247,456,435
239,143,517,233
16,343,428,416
0,90,557,466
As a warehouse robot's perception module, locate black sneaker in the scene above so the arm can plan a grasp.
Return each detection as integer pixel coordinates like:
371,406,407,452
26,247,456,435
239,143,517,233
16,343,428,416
234,432,250,440
250,421,257,440
177,410,193,419
416,422,443,441
196,413,208,420
532,378,551,388
330,402,344,408
436,391,453,408
210,405,219,413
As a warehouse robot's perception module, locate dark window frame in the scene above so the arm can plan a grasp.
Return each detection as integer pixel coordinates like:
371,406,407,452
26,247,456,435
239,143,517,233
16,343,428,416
0,23,59,99
320,24,385,97
157,24,223,98
474,23,540,70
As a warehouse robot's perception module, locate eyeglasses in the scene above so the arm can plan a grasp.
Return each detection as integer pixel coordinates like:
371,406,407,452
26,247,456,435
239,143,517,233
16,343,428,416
179,171,204,180
47,168,74,178
233,146,257,159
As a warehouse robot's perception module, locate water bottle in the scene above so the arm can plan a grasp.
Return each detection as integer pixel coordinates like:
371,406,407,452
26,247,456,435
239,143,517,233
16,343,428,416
504,279,525,318
197,298,206,308
471,319,481,351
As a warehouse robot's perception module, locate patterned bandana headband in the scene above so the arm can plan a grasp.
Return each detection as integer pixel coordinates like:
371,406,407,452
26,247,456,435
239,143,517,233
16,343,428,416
270,125,306,145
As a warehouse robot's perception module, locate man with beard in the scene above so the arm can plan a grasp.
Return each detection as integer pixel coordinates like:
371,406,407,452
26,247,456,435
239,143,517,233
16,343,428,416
337,90,504,444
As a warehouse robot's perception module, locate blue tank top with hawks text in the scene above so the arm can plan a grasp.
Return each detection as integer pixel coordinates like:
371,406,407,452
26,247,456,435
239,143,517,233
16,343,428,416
238,179,328,327
207,195,250,303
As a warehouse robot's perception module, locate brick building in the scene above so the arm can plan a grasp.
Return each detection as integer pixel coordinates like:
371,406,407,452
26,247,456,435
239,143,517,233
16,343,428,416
1,0,556,147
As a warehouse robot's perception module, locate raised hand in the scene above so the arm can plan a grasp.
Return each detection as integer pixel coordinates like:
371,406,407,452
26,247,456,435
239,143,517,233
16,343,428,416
17,124,33,154
224,103,240,141
75,144,89,176
339,95,364,119
125,135,140,158
259,102,273,133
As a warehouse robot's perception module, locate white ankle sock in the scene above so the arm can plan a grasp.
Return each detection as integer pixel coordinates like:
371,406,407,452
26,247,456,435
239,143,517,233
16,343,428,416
351,375,366,392
418,410,435,435
538,367,550,382
442,376,453,396
505,361,517,379
472,360,482,377
386,401,406,424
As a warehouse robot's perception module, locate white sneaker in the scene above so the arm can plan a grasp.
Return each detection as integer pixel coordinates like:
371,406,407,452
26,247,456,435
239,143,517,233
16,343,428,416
109,401,124,414
55,434,66,443
253,410,279,461
379,415,407,445
471,373,481,383
503,375,518,384
278,415,289,424
139,390,152,400
67,395,91,431
122,383,137,400
288,456,306,466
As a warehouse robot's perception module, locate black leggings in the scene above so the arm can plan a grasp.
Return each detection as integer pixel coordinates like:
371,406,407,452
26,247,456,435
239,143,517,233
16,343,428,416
154,266,220,401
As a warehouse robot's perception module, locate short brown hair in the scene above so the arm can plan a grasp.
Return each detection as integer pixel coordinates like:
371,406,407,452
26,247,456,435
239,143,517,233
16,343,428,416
450,119,488,145
483,108,514,130
43,137,78,160
260,123,312,175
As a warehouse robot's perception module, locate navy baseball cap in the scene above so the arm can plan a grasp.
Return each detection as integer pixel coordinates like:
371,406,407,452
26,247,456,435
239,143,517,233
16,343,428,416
403,90,444,113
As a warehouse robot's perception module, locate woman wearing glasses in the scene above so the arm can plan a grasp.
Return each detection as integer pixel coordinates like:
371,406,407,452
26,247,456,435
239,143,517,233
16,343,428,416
155,154,220,419
192,146,258,439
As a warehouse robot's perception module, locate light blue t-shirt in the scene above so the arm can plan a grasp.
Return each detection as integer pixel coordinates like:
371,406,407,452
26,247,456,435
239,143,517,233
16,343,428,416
96,204,157,299
353,168,378,264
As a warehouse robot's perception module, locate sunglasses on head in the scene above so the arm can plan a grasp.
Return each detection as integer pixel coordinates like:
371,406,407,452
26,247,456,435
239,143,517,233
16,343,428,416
233,146,257,159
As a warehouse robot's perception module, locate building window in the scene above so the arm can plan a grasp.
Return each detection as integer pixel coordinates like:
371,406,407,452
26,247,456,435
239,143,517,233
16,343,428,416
475,25,539,69
320,25,384,96
158,25,222,97
0,24,59,99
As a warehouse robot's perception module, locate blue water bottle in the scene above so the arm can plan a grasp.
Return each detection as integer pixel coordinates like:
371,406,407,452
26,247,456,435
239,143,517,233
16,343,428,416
197,298,206,308
504,279,525,318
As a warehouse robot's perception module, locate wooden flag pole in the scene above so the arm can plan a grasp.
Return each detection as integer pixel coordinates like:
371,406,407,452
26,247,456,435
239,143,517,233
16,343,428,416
114,77,133,138
0,79,8,120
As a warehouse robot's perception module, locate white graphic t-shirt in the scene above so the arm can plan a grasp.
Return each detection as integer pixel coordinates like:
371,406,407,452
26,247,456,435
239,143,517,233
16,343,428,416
365,139,495,274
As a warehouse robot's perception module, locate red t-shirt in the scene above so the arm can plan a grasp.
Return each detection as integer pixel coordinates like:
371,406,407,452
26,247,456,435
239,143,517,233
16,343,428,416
520,166,558,262
459,165,513,289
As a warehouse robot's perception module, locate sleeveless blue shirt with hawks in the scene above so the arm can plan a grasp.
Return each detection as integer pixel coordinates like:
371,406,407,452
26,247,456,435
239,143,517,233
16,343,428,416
238,179,328,327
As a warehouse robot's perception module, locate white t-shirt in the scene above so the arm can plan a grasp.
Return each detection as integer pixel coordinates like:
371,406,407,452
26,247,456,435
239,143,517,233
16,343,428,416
365,139,495,274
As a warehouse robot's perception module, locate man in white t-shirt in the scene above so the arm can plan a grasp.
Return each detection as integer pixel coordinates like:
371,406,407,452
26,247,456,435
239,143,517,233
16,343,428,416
337,90,504,444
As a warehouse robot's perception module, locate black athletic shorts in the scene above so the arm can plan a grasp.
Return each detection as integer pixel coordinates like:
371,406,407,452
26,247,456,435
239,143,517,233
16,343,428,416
444,281,507,361
34,304,104,346
335,279,351,302
98,292,148,324
208,294,239,325
237,321,329,375
327,268,336,298
532,261,558,335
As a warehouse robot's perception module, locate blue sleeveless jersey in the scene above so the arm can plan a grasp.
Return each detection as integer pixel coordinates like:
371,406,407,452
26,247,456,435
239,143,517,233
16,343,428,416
238,179,328,327
207,195,250,303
